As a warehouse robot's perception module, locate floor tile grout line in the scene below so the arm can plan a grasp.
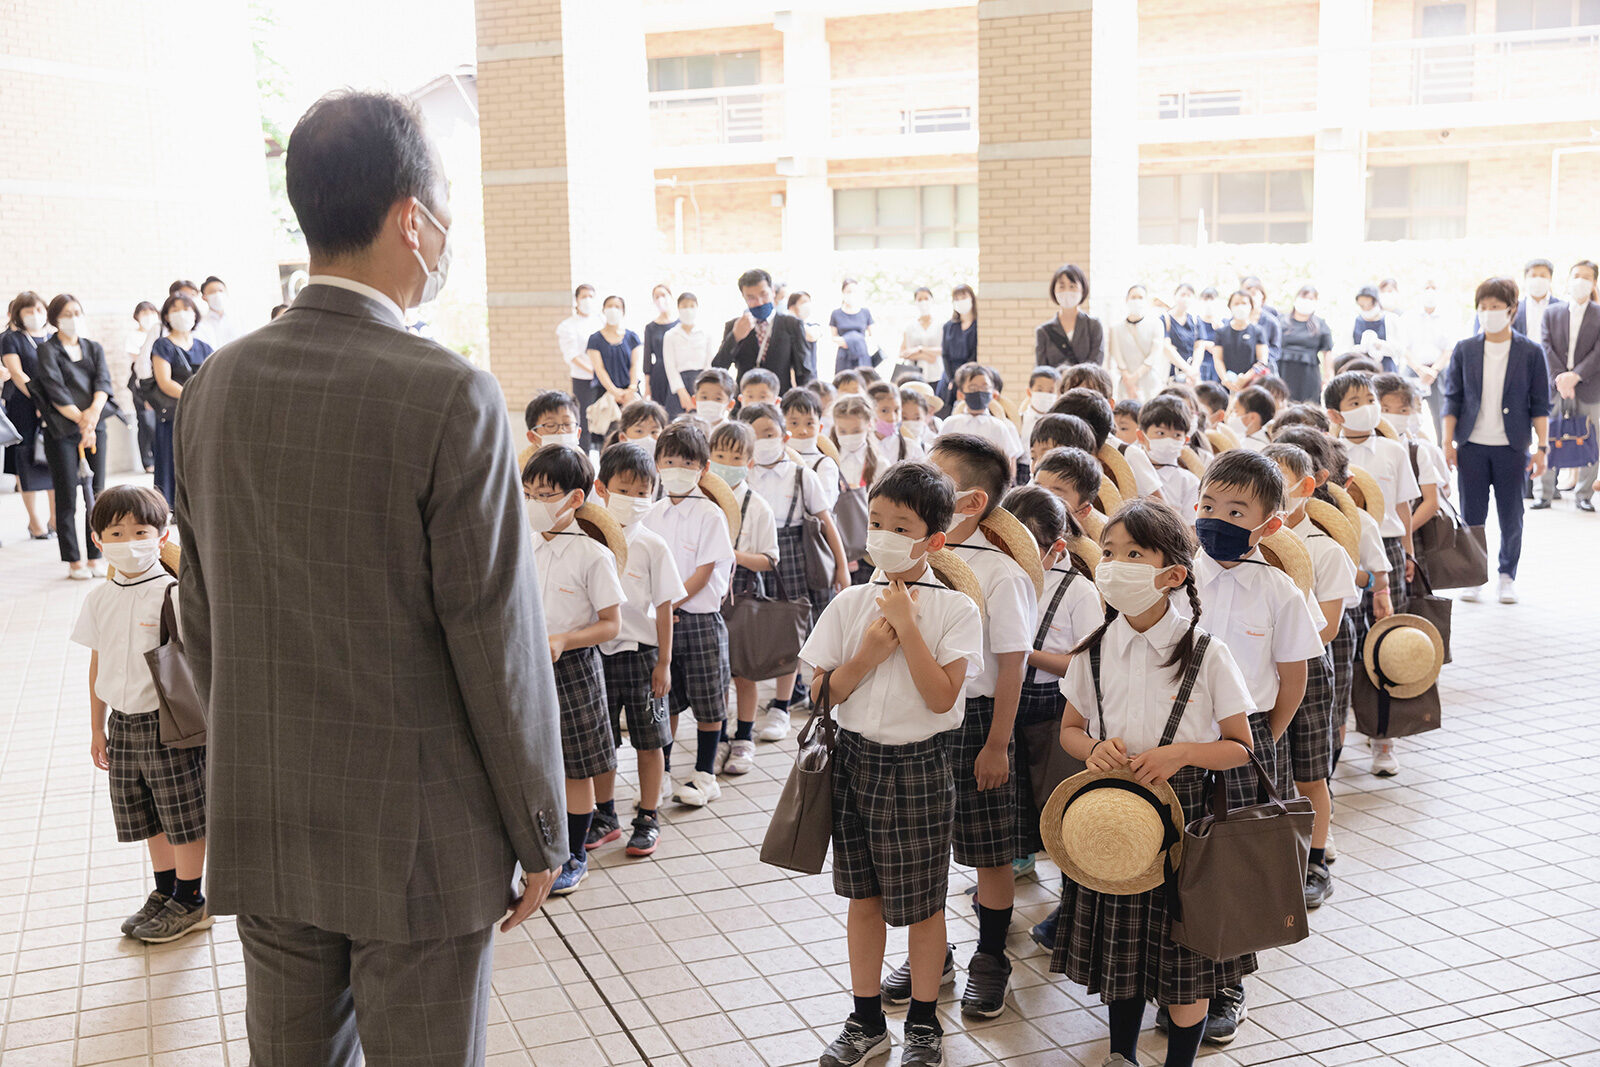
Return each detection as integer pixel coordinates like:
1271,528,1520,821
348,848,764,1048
542,909,656,1065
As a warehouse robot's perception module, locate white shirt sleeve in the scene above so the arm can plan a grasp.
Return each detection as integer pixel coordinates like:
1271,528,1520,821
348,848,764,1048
1272,582,1328,664
800,467,831,516
1065,580,1106,648
1124,446,1163,498
813,456,842,510
935,597,988,679
1389,439,1421,508
799,595,849,672
649,538,687,608
1201,638,1257,723
1416,442,1449,489
662,326,688,382
1310,541,1359,607
743,491,780,563
589,551,626,615
987,570,1038,656
70,594,101,650
1059,646,1099,726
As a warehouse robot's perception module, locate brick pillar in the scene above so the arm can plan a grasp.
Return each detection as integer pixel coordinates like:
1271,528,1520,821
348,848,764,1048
976,0,1135,387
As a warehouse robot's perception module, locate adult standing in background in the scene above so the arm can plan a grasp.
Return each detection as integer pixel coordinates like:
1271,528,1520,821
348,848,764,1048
1535,259,1600,511
939,283,978,404
175,90,565,1065
1352,285,1400,372
32,294,111,580
2,291,57,539
712,268,813,393
1241,275,1283,369
787,290,822,380
1405,281,1456,442
1279,284,1333,402
587,295,643,408
557,283,603,451
194,276,247,351
641,283,679,414
149,294,213,509
1159,281,1208,382
662,291,712,417
1512,259,1560,346
1035,263,1103,368
1106,283,1163,400
900,286,942,381
829,278,876,375
125,301,161,474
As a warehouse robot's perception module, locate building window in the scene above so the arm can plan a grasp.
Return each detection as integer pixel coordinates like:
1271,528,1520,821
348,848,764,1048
1137,170,1312,245
1365,163,1468,240
1156,90,1244,120
833,184,977,250
648,52,761,93
1494,0,1600,31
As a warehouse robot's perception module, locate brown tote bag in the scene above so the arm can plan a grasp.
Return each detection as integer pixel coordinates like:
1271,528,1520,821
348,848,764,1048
144,585,208,749
760,671,838,875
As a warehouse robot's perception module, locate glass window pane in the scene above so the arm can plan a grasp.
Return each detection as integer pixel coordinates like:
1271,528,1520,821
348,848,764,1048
1269,170,1311,212
834,189,876,230
922,185,955,227
1368,166,1411,210
719,52,760,86
686,55,715,90
1141,223,1177,244
1217,172,1266,214
1412,163,1467,210
1179,174,1213,218
1139,176,1175,225
1583,0,1600,25
1532,0,1572,28
1413,215,1466,239
1216,220,1266,243
1496,0,1533,30
878,233,919,250
956,184,978,224
921,229,955,248
651,57,685,92
1366,217,1408,241
835,233,876,251
956,230,979,248
877,188,917,229
1268,221,1310,243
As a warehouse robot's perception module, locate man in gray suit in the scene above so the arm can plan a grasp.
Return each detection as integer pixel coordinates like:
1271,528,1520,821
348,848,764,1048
175,90,566,1065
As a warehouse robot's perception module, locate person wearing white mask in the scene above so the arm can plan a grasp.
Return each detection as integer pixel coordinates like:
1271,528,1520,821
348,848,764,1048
149,294,213,509
1106,283,1164,401
31,293,113,579
1534,259,1600,511
124,300,162,473
939,283,979,407
1278,284,1333,402
829,278,876,375
786,290,823,379
1495,258,1562,349
1350,285,1401,373
193,276,247,351
2,290,58,538
1403,280,1457,442
1157,281,1208,383
1035,264,1103,371
640,283,680,416
900,286,942,380
661,291,712,418
586,295,644,411
558,283,605,450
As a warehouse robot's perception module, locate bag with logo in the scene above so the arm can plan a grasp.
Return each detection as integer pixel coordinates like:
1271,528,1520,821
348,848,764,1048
1548,398,1597,471
760,671,837,874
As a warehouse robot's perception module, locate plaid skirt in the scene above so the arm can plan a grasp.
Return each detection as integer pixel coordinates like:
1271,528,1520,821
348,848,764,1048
1285,649,1336,783
107,710,207,845
1330,610,1359,717
771,523,812,604
668,610,730,723
1361,536,1409,619
601,648,671,751
1222,712,1292,811
1013,680,1065,856
942,696,1017,869
832,730,955,927
554,647,617,780
1050,765,1257,1005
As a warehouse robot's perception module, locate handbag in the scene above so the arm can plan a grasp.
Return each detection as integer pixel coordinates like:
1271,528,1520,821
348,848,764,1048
586,390,621,437
760,670,837,874
148,344,191,421
1414,493,1488,591
1016,573,1085,810
0,406,20,449
1548,397,1598,471
1403,563,1453,664
1351,657,1441,739
833,484,869,562
143,584,208,749
722,501,812,681
1170,753,1315,961
793,466,834,590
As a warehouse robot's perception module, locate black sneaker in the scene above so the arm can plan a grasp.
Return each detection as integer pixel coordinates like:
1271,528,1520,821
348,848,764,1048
959,951,1011,1019
900,1022,944,1065
881,944,955,1004
818,1015,890,1066
1029,907,1058,952
131,897,214,944
584,809,621,850
120,890,170,936
1204,985,1247,1046
626,812,660,857
1304,862,1334,910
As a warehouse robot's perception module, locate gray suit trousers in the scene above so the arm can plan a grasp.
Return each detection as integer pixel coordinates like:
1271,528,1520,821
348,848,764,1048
238,915,495,1066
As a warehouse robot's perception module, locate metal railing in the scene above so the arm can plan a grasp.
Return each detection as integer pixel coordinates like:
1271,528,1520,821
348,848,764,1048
646,83,788,150
828,71,978,140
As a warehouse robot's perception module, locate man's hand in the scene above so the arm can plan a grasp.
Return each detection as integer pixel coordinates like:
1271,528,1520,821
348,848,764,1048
732,311,755,341
1086,736,1129,772
876,581,918,634
1528,449,1548,478
974,741,1010,791
501,867,558,932
650,658,670,699
90,729,108,771
1556,371,1580,399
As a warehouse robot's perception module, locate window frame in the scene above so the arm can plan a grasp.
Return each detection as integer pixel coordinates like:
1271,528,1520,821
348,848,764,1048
832,183,979,250
1363,162,1469,240
1137,169,1314,245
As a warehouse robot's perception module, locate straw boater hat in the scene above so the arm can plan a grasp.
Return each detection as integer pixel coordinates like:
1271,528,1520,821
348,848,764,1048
1325,482,1363,535
925,548,985,612
1096,477,1124,516
107,540,182,582
989,393,1020,426
1305,498,1360,566
978,508,1045,597
1040,767,1186,896
901,380,945,416
814,435,841,463
517,442,537,471
1258,527,1314,595
1346,465,1386,523
1362,613,1444,699
696,470,742,546
1179,445,1207,480
1205,427,1238,454
1079,506,1108,543
1068,534,1100,578
570,501,628,574
1098,443,1138,498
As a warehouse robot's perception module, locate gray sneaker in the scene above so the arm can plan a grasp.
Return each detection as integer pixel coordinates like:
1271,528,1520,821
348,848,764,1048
818,1016,890,1066
131,897,214,944
120,891,170,936
900,1022,944,1065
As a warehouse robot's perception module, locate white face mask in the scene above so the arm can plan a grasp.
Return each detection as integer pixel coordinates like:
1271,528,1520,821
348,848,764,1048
1225,413,1249,437
56,315,82,339
1230,304,1251,323
1527,276,1552,299
1294,297,1315,317
100,538,162,576
752,437,786,465
169,310,195,333
900,418,923,438
409,199,452,306
696,399,726,423
1481,308,1511,335
1378,292,1398,310
678,306,698,326
916,300,932,315
1361,306,1383,322
525,494,572,535
540,430,580,451
946,489,980,532
1146,437,1184,465
21,309,46,332
1126,299,1146,319
205,291,227,314
1094,560,1173,616
1057,289,1081,309
605,492,654,527
1029,392,1054,413
1201,300,1220,320
603,306,625,327
795,303,811,320
1421,288,1438,311
841,290,858,308
1571,277,1594,303
953,297,973,315
866,529,926,575
659,467,700,496
1404,413,1423,436
138,315,159,332
577,295,597,317
1341,402,1382,434
838,431,868,452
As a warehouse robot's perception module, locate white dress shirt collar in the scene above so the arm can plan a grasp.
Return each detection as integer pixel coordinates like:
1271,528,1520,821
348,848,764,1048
307,274,405,329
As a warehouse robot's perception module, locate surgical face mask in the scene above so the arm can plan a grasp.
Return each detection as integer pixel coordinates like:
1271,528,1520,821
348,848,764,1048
838,431,868,452
1404,413,1423,436
169,310,195,333
789,431,818,452
1029,392,1054,414
750,301,775,322
1361,305,1382,322
99,538,161,576
1379,291,1398,310
1571,276,1595,303
1230,304,1251,323
1481,308,1511,334
1527,276,1552,299
1294,297,1315,317
206,291,227,314
409,199,452,305
577,295,597,316
964,389,992,413
1172,293,1190,313
525,495,571,535
1194,516,1265,563
953,297,973,316
605,491,654,526
915,299,932,315
795,302,811,320
659,467,700,495
1126,298,1146,319
1095,560,1173,616
901,418,923,438
138,315,159,332
678,306,698,326
1146,437,1184,465
540,430,580,451
752,437,786,465
866,529,926,574
946,489,980,532
1202,299,1220,320
696,399,726,422
21,309,46,332
1422,288,1438,311
55,315,81,339
1056,288,1081,308
1225,413,1249,437
841,289,858,308
603,306,625,327
1341,401,1382,434
873,418,897,437
654,295,671,313
710,461,747,487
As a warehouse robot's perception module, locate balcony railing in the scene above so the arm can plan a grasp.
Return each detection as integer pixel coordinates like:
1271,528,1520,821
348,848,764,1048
647,84,787,150
827,72,978,140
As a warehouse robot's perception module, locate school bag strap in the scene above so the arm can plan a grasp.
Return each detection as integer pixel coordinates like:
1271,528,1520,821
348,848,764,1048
1160,632,1210,747
1023,569,1076,688
787,464,804,526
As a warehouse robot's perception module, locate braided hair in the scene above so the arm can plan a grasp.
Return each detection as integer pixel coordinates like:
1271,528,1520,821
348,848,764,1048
1069,498,1204,680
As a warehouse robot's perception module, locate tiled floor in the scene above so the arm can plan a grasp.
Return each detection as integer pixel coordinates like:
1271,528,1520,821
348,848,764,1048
2,477,1598,1067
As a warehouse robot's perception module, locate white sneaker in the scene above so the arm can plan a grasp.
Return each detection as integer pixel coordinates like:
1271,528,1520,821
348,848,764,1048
712,740,731,776
67,565,93,581
659,775,676,809
755,707,790,742
674,770,721,807
1460,584,1482,602
1498,575,1517,603
724,739,755,775
1370,739,1399,777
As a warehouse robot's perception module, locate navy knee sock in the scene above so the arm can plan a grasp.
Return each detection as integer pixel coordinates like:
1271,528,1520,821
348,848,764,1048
852,994,885,1033
1165,1017,1205,1067
695,729,720,774
975,903,1013,959
1108,997,1143,1061
734,718,754,741
567,812,590,860
173,876,204,907
154,868,176,897
595,798,616,820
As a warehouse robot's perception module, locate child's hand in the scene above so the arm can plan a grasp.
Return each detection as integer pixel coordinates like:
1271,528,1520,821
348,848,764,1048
1129,743,1190,786
1372,590,1393,621
1086,736,1129,772
859,617,900,663
650,658,670,700
548,634,567,663
1404,556,1416,583
832,565,849,594
90,729,108,771
876,580,918,633
974,742,1010,791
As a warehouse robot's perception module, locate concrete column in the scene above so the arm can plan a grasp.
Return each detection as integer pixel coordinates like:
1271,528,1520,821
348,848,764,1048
1311,0,1372,247
778,10,833,284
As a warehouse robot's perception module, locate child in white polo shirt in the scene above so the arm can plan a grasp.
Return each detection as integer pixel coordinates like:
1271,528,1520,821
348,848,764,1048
940,364,1024,480
1375,373,1447,533
1137,396,1201,525
1325,371,1418,607
783,388,843,512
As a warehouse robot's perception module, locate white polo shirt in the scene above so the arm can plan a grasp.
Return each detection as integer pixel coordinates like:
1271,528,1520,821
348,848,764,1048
876,430,925,465
1185,547,1326,713
644,492,734,614
1290,513,1359,614
531,531,624,636
1028,566,1105,684
1402,434,1450,490
946,524,1039,698
1121,443,1164,497
834,438,875,488
789,441,842,510
800,569,984,744
749,458,830,527
599,521,685,654
1345,435,1421,539
730,481,779,569
70,569,177,714
940,412,1024,460
1148,460,1200,525
1058,608,1255,757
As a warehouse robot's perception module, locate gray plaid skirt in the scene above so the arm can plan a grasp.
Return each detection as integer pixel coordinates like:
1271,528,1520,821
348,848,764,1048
1285,649,1336,783
667,610,729,723
1331,610,1359,718
1014,680,1065,856
107,710,207,844
1222,712,1291,811
942,696,1017,870
831,730,955,927
554,647,617,780
601,648,672,751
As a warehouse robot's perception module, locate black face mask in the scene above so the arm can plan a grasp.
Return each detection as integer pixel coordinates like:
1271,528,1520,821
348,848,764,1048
965,390,992,412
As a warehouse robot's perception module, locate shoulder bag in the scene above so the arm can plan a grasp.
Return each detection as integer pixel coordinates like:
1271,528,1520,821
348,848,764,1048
794,465,834,590
1549,397,1597,471
760,670,837,874
723,494,812,681
144,584,208,748
1414,491,1488,591
1017,573,1084,810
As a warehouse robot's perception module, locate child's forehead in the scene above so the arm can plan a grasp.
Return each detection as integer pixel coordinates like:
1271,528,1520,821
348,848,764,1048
606,470,654,490
697,384,728,397
1200,480,1267,511
749,415,782,434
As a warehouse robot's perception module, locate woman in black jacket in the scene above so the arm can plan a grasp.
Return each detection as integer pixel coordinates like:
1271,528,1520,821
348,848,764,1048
32,293,112,579
1035,263,1104,367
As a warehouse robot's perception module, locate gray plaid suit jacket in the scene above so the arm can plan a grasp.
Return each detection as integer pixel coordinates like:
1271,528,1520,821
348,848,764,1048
174,282,567,943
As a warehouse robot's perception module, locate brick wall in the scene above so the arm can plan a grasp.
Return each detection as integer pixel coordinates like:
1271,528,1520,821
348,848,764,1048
827,9,976,78
656,167,786,254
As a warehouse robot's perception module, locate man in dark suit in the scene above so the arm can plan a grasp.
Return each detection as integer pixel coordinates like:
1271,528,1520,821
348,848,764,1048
712,267,813,394
175,91,565,1065
1534,260,1600,511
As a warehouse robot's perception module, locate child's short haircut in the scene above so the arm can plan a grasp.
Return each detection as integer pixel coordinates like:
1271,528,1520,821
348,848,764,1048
1060,364,1114,400
525,389,578,430
618,398,668,435
832,369,866,391
598,441,656,486
1236,385,1277,426
891,366,924,385
1036,446,1102,504
1331,352,1380,376
1258,375,1291,407
859,366,883,385
1031,413,1096,453
954,362,995,390
1371,372,1416,405
736,401,783,431
523,443,594,494
709,419,755,455
739,367,780,394
806,378,835,404
1157,381,1201,412
1266,403,1332,436
1274,426,1338,478
869,461,956,538
1195,381,1229,415
1029,365,1062,389
656,421,710,467
1003,483,1081,546
694,367,735,396
866,380,897,404
1049,388,1113,448
931,433,1010,519
1113,398,1142,422
1323,370,1372,410
1138,396,1191,435
1261,441,1313,481
90,484,168,535
1200,449,1288,515
780,387,823,419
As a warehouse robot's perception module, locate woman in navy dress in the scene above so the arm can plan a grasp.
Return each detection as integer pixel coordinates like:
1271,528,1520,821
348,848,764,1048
641,283,681,417
586,295,643,408
939,283,978,407
2,291,57,538
32,294,113,578
1159,282,1209,382
150,293,213,508
828,278,876,375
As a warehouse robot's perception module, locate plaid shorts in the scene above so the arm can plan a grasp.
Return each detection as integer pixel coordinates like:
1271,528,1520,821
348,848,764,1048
668,610,729,724
554,647,617,780
1331,610,1360,717
832,730,955,927
107,710,207,845
601,648,672,751
772,524,812,605
1285,649,1336,783
1362,536,1409,619
1224,712,1291,811
942,696,1017,870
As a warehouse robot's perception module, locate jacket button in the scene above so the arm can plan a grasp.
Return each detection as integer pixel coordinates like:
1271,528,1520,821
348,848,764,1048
538,810,555,845
1503,407,1510,414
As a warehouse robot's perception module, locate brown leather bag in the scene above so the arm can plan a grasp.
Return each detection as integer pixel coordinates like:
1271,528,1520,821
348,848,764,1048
760,671,837,874
143,585,208,749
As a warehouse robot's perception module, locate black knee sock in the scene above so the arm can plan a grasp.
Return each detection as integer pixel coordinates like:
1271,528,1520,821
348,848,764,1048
1108,997,1144,1062
1308,846,1326,867
852,994,885,1033
154,868,176,897
662,741,672,772
734,718,754,741
906,997,940,1032
595,798,616,820
173,876,204,907
567,812,591,859
1164,1017,1205,1067
695,729,721,774
975,903,1013,959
